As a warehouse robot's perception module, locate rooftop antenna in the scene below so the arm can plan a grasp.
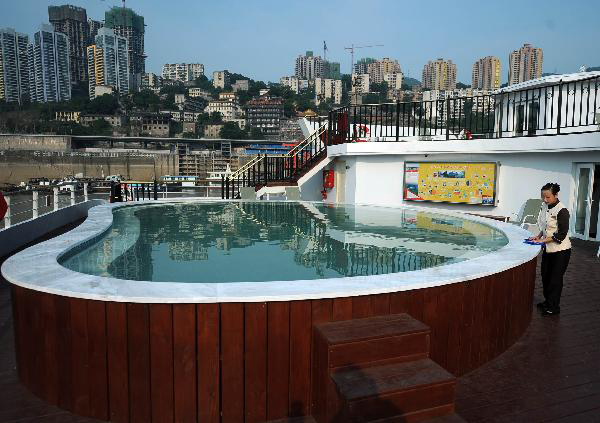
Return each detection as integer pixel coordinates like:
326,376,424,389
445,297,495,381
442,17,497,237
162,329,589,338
323,40,327,61
344,44,384,74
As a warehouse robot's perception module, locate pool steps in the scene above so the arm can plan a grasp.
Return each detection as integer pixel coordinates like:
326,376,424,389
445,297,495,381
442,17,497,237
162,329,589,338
310,313,464,423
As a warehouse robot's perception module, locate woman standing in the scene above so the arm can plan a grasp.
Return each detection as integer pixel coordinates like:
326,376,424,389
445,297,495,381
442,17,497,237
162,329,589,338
529,183,571,316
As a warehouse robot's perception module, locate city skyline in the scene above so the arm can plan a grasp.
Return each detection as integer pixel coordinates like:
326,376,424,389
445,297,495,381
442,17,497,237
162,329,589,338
2,0,599,85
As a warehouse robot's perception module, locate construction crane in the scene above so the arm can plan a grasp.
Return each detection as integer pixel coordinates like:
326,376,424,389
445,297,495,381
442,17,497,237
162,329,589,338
344,44,384,74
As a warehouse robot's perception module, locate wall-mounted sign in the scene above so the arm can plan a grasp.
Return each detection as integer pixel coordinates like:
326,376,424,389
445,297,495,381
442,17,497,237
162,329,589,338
404,162,498,206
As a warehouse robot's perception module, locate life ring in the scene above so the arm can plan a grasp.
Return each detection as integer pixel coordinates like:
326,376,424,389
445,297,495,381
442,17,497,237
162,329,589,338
355,124,369,142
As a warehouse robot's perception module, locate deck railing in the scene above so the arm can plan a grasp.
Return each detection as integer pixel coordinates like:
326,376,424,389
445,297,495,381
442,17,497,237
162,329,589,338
1,185,92,229
328,75,600,143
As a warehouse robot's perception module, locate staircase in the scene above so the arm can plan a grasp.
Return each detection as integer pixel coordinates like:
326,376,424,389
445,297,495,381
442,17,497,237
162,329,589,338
221,123,329,199
311,314,465,423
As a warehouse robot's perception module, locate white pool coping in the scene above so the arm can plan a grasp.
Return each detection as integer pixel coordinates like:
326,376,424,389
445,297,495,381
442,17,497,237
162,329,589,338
1,199,541,303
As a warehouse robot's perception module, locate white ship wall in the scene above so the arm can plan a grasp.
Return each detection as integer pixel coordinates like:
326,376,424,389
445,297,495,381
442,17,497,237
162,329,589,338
322,132,600,223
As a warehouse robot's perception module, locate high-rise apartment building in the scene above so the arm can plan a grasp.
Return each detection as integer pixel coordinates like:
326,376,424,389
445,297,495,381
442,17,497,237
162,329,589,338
87,27,129,98
212,70,230,89
354,57,376,75
280,76,308,94
383,72,403,90
351,73,370,94
105,7,145,76
132,72,161,92
322,60,341,80
48,5,88,83
422,58,457,90
161,63,204,82
509,43,543,86
295,51,323,80
28,24,71,103
246,97,284,137
0,28,29,104
472,56,501,90
315,78,342,105
368,58,402,84
88,19,103,44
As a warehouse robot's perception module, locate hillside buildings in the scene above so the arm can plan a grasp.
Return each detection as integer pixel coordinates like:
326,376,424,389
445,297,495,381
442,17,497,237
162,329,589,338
280,76,309,94
295,51,322,80
48,5,88,83
232,79,249,92
246,97,284,137
104,7,145,76
0,28,29,104
472,56,501,90
134,72,162,92
87,27,129,99
422,58,457,90
354,58,376,75
422,88,494,121
315,78,342,105
295,51,340,80
509,43,543,85
28,24,71,103
88,18,103,42
161,63,204,82
367,58,402,84
212,70,230,89
351,73,370,94
384,72,403,90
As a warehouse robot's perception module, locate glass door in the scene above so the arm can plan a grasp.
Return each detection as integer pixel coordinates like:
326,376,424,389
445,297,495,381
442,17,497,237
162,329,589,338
589,165,600,240
573,164,594,239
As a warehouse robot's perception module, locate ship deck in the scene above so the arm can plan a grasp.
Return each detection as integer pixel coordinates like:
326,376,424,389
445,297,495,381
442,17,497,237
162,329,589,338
0,222,599,422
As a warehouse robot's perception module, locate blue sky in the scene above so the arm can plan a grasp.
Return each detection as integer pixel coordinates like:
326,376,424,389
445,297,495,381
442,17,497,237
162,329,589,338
3,0,599,84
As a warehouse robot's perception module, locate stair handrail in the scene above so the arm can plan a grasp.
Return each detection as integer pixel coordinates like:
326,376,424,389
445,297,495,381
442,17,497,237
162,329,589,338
286,123,327,158
226,154,264,181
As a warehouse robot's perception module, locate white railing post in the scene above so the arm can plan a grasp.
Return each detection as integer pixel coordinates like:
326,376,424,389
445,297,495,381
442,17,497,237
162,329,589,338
84,183,89,202
70,188,75,206
4,196,11,228
32,191,39,219
53,187,59,211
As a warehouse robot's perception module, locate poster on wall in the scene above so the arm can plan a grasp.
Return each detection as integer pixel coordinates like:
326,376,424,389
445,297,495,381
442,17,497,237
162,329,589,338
404,162,498,205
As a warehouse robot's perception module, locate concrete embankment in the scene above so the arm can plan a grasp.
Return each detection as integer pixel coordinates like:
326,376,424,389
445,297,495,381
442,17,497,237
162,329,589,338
0,149,178,185
0,134,179,184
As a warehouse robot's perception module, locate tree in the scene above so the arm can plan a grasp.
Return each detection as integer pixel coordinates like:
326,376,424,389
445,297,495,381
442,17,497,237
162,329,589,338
362,93,381,104
170,121,183,137
209,111,223,124
85,93,119,115
456,82,470,89
219,121,246,139
248,126,264,140
89,118,112,136
131,89,161,111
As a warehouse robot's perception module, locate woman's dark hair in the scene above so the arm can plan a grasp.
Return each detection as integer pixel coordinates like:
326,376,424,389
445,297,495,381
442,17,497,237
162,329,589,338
541,182,560,195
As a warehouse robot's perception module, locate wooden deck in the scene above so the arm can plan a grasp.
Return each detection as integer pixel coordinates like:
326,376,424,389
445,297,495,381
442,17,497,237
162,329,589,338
455,237,600,422
0,222,598,422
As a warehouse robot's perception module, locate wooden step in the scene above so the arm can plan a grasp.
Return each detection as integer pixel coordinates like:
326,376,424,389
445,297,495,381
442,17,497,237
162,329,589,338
332,359,456,422
316,314,431,368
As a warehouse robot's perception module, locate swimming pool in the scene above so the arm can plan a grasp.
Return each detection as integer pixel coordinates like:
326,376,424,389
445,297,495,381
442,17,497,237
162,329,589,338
2,199,540,422
59,202,509,283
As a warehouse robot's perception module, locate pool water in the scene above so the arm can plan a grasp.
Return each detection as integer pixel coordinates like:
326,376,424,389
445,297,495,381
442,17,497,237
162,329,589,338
60,202,509,283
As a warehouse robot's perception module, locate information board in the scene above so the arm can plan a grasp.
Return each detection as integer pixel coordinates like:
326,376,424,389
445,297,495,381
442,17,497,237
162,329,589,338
404,162,498,205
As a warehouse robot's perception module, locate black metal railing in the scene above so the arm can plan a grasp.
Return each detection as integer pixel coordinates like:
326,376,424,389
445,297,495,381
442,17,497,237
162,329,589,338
221,124,328,199
110,181,160,202
220,75,600,199
328,75,600,143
